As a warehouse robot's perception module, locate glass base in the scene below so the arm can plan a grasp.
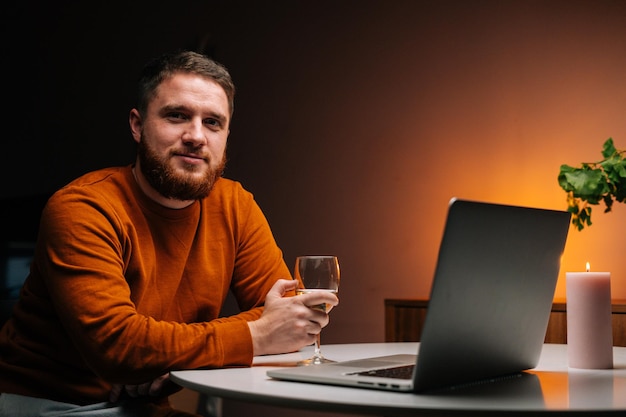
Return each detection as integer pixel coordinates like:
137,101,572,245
297,355,336,366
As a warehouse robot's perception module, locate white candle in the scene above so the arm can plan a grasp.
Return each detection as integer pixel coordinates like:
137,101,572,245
566,262,613,369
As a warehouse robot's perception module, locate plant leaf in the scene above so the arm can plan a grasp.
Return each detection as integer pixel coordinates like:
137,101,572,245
602,137,617,159
558,137,624,230
563,168,608,202
558,164,577,191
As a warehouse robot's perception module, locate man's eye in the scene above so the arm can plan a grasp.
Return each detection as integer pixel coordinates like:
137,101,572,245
167,112,187,120
204,119,221,128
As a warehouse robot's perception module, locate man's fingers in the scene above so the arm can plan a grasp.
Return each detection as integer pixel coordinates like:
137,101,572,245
268,279,297,298
125,384,139,398
109,384,123,403
299,292,338,310
109,374,172,402
149,374,170,396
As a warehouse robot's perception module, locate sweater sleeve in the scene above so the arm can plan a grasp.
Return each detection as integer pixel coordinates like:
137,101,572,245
34,178,289,385
230,187,293,313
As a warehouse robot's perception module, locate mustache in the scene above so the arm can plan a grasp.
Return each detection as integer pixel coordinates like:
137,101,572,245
171,146,210,161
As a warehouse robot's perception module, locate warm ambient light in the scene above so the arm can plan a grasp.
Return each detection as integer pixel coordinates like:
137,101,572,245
586,262,590,273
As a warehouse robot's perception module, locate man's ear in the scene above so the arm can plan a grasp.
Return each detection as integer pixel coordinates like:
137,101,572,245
129,109,143,143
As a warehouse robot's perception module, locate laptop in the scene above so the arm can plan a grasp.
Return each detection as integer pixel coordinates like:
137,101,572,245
267,197,571,392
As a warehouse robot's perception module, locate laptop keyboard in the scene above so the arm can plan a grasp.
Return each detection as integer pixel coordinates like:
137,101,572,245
351,364,415,380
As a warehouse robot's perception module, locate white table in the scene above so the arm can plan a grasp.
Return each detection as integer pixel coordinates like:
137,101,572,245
171,343,626,416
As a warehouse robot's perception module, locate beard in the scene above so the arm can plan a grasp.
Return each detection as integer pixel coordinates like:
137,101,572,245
137,137,226,201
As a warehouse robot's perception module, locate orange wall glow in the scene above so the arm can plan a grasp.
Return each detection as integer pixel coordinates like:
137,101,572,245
216,0,626,344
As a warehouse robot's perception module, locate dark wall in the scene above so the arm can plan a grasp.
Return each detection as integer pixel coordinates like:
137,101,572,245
3,2,219,198
3,1,337,198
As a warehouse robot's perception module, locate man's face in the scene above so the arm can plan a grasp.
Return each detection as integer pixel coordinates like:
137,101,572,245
130,73,230,202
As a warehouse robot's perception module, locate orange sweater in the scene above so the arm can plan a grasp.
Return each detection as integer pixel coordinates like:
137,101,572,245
0,166,291,405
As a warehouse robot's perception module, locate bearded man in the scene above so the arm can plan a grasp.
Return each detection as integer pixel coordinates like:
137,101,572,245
0,51,337,417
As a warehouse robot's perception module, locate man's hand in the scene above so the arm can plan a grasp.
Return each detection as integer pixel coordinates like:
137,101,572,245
109,373,172,403
248,279,339,356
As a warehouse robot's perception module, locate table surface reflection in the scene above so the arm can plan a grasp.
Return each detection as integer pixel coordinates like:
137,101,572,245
171,343,626,416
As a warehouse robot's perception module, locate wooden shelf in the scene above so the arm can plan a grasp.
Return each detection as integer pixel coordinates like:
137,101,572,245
385,298,626,347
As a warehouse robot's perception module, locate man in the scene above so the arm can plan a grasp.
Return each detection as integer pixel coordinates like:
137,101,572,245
0,51,338,416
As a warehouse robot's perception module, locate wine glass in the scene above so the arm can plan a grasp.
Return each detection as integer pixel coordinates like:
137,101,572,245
294,255,340,366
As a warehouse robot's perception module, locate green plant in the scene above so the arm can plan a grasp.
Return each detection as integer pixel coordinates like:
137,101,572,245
558,138,626,231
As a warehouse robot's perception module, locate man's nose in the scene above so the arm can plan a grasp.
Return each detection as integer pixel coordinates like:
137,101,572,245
181,119,206,145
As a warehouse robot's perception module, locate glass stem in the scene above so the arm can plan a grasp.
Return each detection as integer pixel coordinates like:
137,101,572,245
314,333,322,357
310,333,324,364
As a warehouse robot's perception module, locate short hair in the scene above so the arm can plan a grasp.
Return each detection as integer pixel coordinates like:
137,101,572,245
136,50,235,117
